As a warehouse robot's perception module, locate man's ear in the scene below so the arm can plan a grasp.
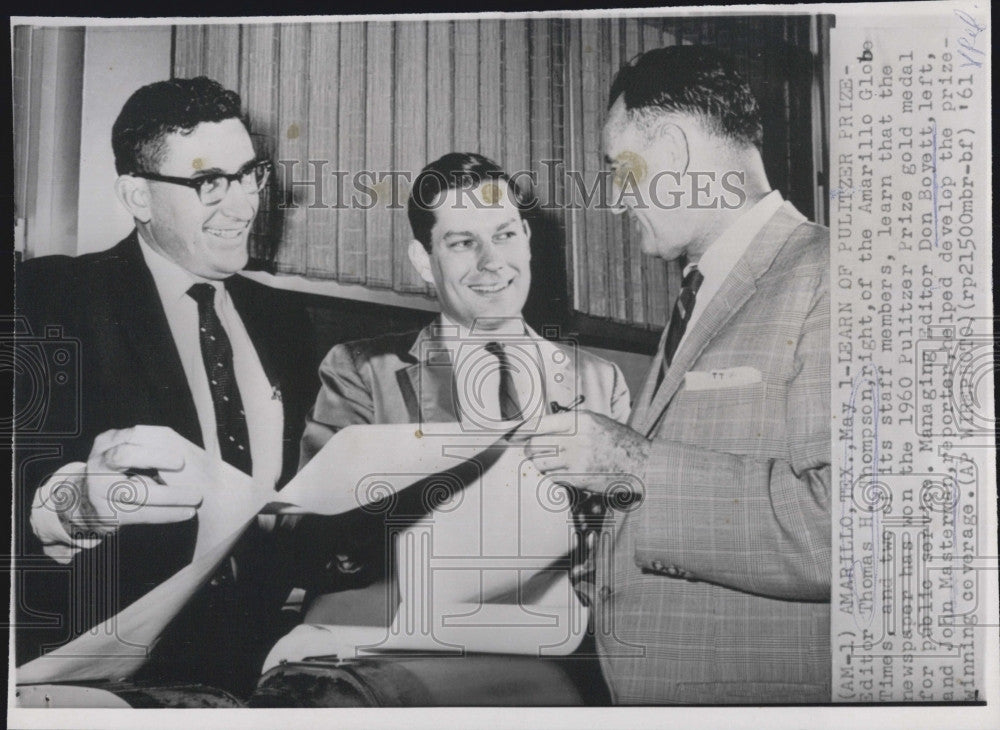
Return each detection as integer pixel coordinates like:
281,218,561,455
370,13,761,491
520,217,532,262
114,175,152,224
407,239,436,286
653,121,690,176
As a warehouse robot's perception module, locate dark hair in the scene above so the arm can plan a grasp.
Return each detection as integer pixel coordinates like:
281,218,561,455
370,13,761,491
407,152,526,251
608,45,763,149
112,76,246,175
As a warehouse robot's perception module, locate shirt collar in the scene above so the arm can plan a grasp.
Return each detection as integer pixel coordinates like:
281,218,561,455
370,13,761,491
136,230,219,305
693,189,783,282
436,313,528,360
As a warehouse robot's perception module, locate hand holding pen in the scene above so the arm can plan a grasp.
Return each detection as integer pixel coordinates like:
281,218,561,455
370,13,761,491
512,403,651,496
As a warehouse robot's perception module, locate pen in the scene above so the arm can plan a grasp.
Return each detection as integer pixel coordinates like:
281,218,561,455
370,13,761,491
504,395,586,442
550,394,586,413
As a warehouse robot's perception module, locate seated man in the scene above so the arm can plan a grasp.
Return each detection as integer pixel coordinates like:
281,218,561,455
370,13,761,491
15,76,317,697
296,152,629,632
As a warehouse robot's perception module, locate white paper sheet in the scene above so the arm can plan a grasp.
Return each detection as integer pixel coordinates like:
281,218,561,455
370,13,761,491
262,571,587,673
265,437,588,667
18,422,580,684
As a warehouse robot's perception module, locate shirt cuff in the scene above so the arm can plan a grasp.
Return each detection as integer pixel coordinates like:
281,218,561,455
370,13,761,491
30,463,105,564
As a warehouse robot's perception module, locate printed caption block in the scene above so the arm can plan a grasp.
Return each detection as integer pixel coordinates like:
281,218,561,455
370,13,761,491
830,3,994,702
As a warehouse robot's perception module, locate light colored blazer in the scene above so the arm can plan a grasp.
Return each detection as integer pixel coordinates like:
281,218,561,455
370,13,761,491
301,320,630,463
296,320,630,626
596,202,831,704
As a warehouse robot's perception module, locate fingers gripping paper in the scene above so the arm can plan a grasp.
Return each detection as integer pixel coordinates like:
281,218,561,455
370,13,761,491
18,424,584,684
16,455,269,685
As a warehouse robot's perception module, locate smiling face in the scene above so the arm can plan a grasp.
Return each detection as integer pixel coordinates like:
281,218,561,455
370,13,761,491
409,181,531,330
139,118,259,279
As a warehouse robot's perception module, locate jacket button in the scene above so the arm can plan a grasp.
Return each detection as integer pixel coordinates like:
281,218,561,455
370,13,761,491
209,557,237,586
336,554,362,574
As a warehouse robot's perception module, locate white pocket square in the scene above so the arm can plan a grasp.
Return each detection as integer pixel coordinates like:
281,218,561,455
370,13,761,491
684,366,762,391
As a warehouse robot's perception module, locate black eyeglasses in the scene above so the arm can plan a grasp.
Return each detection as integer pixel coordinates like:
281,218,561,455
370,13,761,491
131,160,272,205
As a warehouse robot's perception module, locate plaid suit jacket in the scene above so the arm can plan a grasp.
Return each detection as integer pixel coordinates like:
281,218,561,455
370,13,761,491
595,203,831,704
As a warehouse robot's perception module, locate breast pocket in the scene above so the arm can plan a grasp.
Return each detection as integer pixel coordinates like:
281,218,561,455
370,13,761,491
664,381,780,455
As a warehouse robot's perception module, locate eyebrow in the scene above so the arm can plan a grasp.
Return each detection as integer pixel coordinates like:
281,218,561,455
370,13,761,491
440,216,521,240
190,158,258,178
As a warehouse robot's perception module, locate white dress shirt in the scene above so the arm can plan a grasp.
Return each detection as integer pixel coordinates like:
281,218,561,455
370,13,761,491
435,314,545,429
137,234,283,486
31,233,283,560
679,189,785,351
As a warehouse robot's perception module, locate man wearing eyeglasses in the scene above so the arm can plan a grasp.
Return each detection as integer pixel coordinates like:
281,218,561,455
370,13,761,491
15,76,316,695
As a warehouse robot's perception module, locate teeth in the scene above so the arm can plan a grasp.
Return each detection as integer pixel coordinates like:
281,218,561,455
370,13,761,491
206,228,245,240
470,282,509,294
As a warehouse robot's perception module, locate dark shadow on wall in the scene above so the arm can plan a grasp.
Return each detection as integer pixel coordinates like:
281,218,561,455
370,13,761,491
522,205,571,337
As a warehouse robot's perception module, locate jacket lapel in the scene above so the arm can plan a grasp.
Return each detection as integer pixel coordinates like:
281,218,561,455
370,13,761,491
627,328,670,430
530,327,576,414
227,274,280,390
111,232,203,446
635,203,807,437
401,322,568,424
403,322,460,423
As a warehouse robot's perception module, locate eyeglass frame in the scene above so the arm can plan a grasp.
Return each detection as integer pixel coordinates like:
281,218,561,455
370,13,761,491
130,159,273,205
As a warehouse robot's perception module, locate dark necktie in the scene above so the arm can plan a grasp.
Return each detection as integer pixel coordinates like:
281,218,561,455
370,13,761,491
484,341,524,422
187,283,253,475
658,266,705,387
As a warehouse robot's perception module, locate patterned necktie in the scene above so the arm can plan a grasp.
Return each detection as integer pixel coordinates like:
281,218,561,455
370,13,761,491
484,341,524,422
658,266,705,386
187,283,253,475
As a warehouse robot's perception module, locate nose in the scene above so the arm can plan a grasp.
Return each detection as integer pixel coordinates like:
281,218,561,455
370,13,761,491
217,178,258,221
477,240,504,271
607,174,627,216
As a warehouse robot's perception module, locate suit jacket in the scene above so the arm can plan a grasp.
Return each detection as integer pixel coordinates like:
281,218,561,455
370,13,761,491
14,232,317,692
300,321,630,462
295,320,630,623
595,203,831,704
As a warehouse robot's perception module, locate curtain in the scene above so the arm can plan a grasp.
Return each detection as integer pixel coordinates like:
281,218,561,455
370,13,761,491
174,15,822,330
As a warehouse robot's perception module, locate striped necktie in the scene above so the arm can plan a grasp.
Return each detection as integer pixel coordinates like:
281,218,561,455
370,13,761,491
657,266,705,387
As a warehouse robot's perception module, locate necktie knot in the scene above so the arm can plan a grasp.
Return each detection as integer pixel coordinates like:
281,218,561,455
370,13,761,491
657,265,704,381
484,341,507,365
187,282,218,308
681,266,704,293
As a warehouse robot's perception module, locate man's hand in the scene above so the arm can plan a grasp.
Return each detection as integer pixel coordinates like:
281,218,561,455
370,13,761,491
518,411,651,496
59,426,206,535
